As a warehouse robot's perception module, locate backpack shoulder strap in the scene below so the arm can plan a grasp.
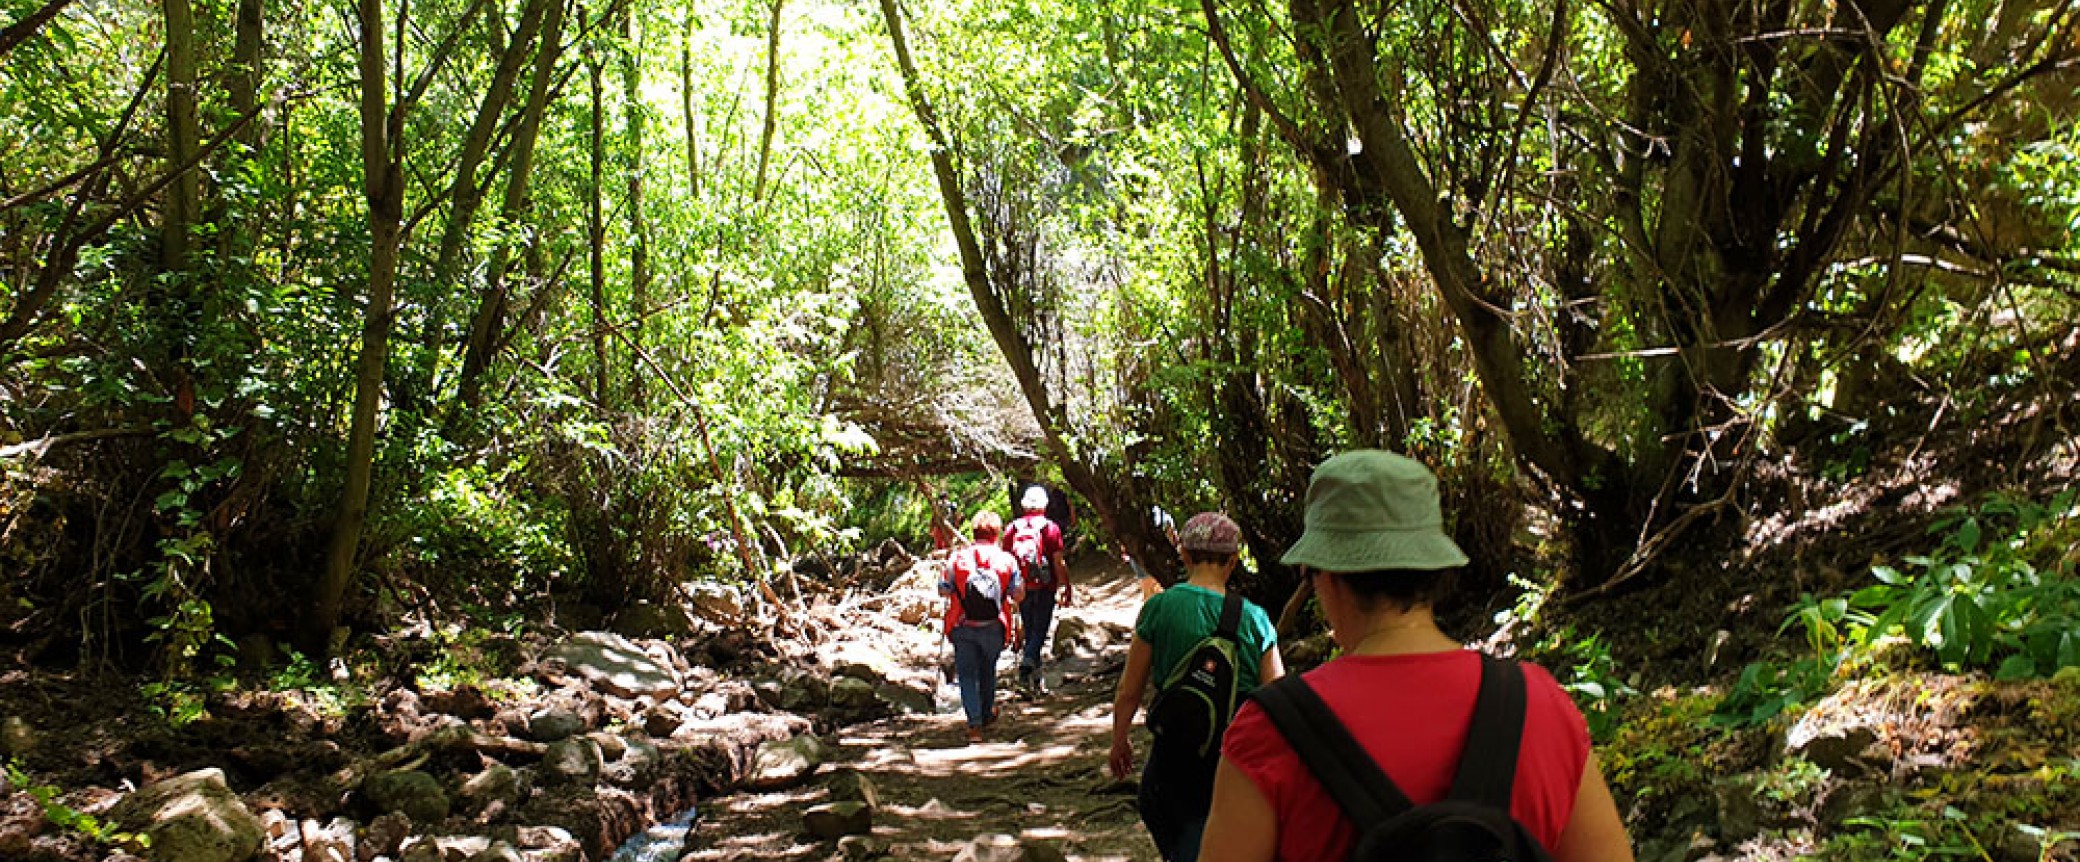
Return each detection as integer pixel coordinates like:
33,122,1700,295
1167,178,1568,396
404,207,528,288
1447,653,1528,809
1214,591,1244,640
1247,675,1413,826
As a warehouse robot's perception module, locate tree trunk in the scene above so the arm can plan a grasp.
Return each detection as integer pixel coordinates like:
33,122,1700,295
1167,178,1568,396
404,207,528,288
428,0,550,302
680,12,699,198
586,44,609,404
456,0,566,410
313,0,406,653
161,0,200,270
229,0,263,149
622,6,648,407
752,0,782,203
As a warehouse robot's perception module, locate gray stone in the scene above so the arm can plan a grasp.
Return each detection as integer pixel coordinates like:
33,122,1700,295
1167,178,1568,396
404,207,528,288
363,770,451,825
583,731,627,761
524,707,586,742
643,706,682,738
466,840,525,862
299,817,353,862
399,837,444,862
832,662,886,686
361,812,411,860
686,582,745,621
830,677,880,709
513,820,582,862
540,738,603,785
803,802,873,840
748,734,826,790
776,669,830,711
825,769,880,810
545,631,680,700
111,768,266,862
602,736,661,786
837,834,890,861
952,833,1065,862
0,716,34,758
1050,617,1091,659
459,763,523,814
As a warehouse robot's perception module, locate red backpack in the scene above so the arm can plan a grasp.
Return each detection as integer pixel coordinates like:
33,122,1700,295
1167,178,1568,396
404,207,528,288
1005,515,1053,588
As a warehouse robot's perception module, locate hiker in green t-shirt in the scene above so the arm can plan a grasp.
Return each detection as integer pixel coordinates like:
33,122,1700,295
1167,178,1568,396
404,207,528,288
1107,512,1284,861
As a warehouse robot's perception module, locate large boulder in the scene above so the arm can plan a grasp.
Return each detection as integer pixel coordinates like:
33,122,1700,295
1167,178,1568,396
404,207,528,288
747,734,826,790
111,768,265,862
546,632,680,700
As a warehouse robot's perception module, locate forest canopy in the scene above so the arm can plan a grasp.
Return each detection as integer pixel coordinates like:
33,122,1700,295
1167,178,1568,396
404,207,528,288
1,0,2075,673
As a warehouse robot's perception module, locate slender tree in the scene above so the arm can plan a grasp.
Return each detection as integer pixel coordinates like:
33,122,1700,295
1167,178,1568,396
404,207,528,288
312,0,408,651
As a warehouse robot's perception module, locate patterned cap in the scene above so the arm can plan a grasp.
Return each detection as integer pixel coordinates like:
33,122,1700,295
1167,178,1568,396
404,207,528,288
1178,512,1241,554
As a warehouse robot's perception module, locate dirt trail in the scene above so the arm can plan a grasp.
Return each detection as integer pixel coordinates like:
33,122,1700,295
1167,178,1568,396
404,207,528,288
679,558,1159,861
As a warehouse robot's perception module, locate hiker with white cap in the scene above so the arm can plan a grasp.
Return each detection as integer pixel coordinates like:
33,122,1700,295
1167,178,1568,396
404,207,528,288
1002,484,1071,693
1198,450,1633,862
1108,511,1283,861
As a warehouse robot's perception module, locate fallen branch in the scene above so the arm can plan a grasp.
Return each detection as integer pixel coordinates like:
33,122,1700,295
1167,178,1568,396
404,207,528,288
0,427,153,462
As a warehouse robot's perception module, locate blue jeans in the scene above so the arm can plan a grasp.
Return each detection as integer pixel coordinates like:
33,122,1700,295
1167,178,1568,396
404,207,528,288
949,623,1004,728
1018,587,1057,679
1138,738,1217,861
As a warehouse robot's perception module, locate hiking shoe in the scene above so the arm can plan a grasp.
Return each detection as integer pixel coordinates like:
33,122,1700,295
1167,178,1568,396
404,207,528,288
965,726,983,744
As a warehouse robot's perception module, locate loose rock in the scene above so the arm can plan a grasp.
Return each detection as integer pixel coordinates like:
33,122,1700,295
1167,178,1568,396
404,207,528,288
110,768,266,862
803,801,873,840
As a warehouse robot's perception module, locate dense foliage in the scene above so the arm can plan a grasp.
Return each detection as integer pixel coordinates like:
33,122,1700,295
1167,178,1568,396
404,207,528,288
2,0,2074,691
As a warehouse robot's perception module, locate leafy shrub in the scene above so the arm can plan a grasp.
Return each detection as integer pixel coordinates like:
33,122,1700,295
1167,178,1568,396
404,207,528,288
1853,489,2080,678
5,760,146,847
1714,489,2079,727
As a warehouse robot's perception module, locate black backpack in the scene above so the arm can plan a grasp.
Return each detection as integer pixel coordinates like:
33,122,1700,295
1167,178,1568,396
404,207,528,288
1145,591,1247,760
1248,653,1556,862
952,548,1005,623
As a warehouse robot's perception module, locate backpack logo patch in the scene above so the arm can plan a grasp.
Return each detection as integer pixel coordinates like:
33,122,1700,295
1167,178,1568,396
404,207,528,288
1146,592,1247,760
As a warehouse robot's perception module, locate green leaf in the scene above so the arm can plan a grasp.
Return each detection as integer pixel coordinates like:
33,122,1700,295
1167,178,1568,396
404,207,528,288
1995,653,2038,680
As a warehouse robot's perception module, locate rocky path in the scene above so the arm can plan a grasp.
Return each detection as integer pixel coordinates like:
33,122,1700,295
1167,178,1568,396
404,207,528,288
674,560,1160,861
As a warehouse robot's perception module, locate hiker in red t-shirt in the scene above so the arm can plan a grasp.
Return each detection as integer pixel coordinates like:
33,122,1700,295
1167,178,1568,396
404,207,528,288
1198,451,1634,862
1003,485,1070,694
939,511,1025,743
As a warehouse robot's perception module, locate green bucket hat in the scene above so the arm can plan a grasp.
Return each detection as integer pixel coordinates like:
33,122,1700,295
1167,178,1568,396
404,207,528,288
1279,450,1469,572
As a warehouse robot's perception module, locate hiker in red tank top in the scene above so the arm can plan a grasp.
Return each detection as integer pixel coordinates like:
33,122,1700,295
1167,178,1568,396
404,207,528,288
1198,451,1634,862
938,511,1025,744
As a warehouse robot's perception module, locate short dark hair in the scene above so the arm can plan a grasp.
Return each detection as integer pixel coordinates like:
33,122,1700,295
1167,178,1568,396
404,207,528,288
1181,548,1239,567
1330,568,1457,612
